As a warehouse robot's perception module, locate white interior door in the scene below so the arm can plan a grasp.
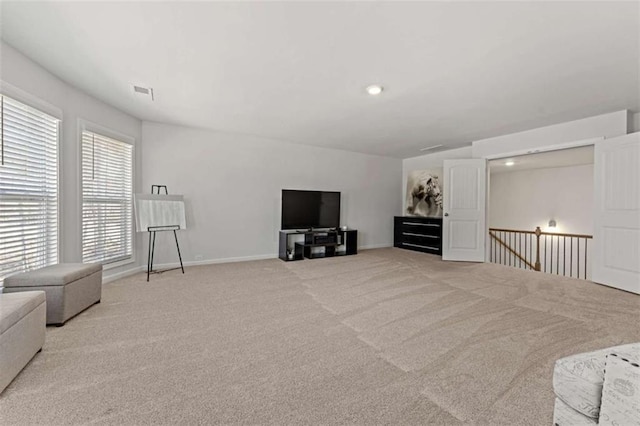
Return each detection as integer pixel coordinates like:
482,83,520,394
592,132,640,294
442,159,487,262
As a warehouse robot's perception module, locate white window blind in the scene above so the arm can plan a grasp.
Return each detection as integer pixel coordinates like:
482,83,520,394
0,95,59,283
82,130,133,264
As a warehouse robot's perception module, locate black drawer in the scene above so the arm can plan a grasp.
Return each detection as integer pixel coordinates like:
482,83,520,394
402,223,440,237
398,241,441,254
400,233,440,245
394,216,442,255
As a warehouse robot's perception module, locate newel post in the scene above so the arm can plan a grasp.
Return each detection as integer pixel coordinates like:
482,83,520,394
534,226,542,271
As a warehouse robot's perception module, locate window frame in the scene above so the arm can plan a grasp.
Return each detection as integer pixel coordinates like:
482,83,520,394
0,81,63,282
78,119,136,270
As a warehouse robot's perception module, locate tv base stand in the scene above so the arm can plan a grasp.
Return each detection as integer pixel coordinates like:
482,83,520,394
279,229,357,261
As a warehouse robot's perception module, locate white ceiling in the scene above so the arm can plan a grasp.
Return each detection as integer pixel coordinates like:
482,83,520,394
1,1,638,159
489,145,594,174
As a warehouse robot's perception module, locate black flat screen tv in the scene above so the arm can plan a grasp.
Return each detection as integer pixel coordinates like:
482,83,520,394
281,189,341,230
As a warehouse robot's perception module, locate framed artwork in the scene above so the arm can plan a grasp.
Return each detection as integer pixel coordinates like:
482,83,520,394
405,169,443,217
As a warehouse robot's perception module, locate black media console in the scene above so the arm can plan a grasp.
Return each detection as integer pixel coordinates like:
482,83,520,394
394,216,442,255
279,229,357,261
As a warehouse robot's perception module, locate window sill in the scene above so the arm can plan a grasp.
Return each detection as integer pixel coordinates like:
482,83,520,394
102,257,135,271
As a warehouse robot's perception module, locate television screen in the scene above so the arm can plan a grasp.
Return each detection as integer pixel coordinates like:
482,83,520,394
281,190,341,230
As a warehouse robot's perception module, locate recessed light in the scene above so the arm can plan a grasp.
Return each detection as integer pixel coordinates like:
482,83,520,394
366,85,383,95
505,160,515,167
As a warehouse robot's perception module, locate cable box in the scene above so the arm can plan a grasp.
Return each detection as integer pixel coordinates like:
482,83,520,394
314,235,337,244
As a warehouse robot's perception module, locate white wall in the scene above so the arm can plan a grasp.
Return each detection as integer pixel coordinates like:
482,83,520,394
403,111,631,216
401,146,472,212
631,111,640,133
141,122,402,265
3,36,635,276
472,110,628,158
1,42,143,281
490,164,593,235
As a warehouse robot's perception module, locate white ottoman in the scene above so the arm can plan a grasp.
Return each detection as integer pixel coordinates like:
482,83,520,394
4,263,102,326
0,291,46,393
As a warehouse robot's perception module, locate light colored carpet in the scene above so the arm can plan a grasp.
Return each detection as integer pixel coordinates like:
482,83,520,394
1,248,638,425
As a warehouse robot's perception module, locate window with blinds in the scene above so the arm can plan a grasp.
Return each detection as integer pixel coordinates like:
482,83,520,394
0,95,59,283
81,130,133,264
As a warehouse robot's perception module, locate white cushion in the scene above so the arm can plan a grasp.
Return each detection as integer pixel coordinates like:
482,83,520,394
598,353,640,425
553,397,597,425
0,291,46,334
553,343,640,419
4,263,102,287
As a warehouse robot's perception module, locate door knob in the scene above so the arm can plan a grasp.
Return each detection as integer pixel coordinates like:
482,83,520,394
444,213,449,216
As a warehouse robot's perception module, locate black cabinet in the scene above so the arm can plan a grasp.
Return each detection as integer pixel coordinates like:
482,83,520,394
279,231,305,261
339,229,358,257
279,229,357,261
394,216,442,255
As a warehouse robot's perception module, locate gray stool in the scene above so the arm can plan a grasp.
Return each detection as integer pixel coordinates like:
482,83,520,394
4,263,102,326
0,291,46,393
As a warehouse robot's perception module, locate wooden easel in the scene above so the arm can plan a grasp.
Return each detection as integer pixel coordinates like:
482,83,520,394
146,185,185,281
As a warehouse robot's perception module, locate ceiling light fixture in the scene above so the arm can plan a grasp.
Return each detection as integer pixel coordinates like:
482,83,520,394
366,85,383,95
505,160,515,166
420,144,443,152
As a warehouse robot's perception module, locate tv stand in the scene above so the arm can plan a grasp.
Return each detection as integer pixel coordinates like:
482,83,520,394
279,229,357,261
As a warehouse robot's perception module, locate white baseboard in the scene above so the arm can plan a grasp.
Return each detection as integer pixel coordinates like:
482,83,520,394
102,266,145,284
175,247,392,266
7,248,394,289
151,253,278,270
101,247,392,284
359,244,392,250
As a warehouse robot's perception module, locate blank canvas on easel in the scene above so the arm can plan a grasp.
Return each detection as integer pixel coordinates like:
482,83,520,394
134,194,187,232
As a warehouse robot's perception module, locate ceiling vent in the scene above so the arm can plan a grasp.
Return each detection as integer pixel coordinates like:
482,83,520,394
419,144,444,152
132,85,154,101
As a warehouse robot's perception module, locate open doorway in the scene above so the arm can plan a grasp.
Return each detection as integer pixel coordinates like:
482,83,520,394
488,146,594,279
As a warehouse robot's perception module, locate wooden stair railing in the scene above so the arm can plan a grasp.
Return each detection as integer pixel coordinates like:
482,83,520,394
488,229,536,270
489,227,593,279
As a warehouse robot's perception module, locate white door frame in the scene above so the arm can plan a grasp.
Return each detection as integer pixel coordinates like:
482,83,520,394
480,137,604,262
482,137,604,160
